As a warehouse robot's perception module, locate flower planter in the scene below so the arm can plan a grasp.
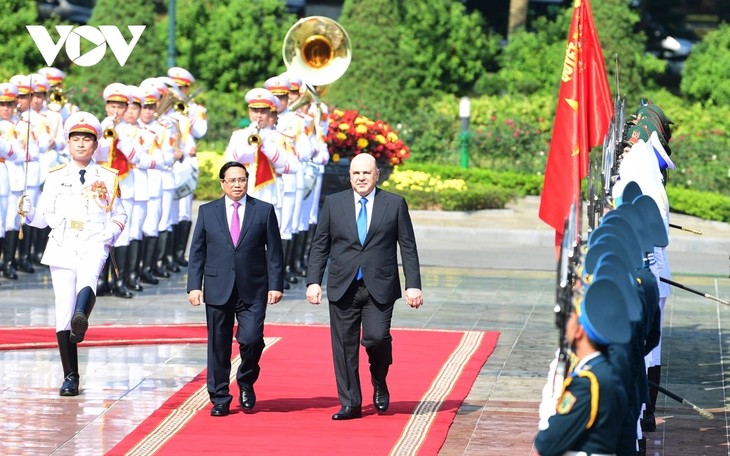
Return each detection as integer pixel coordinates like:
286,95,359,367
321,157,393,198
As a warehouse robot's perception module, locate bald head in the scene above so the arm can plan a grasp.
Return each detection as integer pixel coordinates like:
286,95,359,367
349,153,379,196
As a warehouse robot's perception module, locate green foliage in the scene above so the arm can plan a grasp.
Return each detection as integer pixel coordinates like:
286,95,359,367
494,0,664,101
666,186,730,222
0,0,46,80
591,0,665,101
156,0,294,142
495,13,568,96
680,24,730,106
66,0,165,117
325,0,415,123
398,0,501,97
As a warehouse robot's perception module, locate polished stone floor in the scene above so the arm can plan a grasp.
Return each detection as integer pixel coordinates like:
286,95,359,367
1,263,729,455
3,197,730,455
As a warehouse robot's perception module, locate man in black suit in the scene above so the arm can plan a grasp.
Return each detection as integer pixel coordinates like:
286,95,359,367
187,161,284,417
306,153,423,420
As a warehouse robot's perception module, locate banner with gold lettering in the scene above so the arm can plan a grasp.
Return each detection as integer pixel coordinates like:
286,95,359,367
538,0,613,247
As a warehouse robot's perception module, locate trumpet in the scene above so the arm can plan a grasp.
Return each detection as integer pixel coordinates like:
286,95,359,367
248,122,261,146
103,127,117,141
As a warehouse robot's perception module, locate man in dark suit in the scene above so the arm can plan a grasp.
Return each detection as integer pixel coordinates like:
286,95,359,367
306,153,423,420
187,161,284,417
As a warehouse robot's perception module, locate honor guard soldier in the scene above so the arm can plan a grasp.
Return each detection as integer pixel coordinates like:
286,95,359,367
533,276,631,456
0,82,22,281
138,79,176,284
154,76,196,275
95,83,136,297
265,75,312,285
289,73,330,276
38,67,79,122
225,87,300,204
164,70,201,269
20,111,127,396
167,66,207,140
30,74,66,266
10,74,51,275
121,85,158,292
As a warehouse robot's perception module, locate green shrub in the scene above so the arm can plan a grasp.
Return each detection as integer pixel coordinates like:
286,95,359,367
666,186,730,222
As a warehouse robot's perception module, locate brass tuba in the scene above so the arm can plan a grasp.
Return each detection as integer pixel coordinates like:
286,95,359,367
282,16,351,111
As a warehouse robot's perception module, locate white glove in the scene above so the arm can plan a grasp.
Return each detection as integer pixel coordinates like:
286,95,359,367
101,116,115,132
18,195,34,220
101,227,117,246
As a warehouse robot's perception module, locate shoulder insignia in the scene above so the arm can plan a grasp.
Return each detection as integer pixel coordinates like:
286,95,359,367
100,164,119,175
49,163,68,173
556,391,577,415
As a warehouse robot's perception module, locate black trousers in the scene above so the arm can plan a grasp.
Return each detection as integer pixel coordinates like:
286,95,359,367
205,286,266,407
329,278,394,407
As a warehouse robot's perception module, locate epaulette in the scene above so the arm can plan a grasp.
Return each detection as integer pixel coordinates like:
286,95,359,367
48,163,67,173
100,164,119,175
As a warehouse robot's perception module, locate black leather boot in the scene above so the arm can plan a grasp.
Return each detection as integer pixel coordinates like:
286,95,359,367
153,231,171,278
292,230,308,277
3,230,18,280
642,366,661,432
111,246,133,298
163,228,180,273
33,226,50,265
17,225,35,273
70,286,96,343
125,239,143,291
96,257,112,296
285,237,298,284
140,236,159,285
57,330,79,396
301,224,316,275
282,239,293,288
174,220,192,267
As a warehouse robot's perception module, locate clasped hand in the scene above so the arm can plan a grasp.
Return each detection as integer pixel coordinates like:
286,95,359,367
18,194,32,217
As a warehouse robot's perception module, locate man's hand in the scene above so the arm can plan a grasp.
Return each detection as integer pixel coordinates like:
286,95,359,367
306,284,322,305
268,290,283,305
405,288,423,309
188,290,204,306
18,195,32,217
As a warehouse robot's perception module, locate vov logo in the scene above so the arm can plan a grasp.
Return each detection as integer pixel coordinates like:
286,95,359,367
26,25,146,67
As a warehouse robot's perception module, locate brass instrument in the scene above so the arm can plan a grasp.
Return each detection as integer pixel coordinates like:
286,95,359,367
103,127,117,141
156,91,187,117
48,86,74,109
283,16,351,112
247,122,261,147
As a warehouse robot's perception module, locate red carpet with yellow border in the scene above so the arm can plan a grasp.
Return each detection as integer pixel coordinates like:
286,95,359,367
0,323,498,455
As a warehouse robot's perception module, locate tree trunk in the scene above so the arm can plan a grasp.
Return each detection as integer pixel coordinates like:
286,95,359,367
508,0,529,37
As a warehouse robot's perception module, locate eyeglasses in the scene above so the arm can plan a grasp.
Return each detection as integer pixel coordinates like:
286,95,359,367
221,177,247,184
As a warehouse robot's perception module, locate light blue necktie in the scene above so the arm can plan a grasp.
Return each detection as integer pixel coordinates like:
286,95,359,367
356,197,367,280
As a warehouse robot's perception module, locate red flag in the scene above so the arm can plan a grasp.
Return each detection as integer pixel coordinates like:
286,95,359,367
253,146,276,191
108,139,131,180
538,0,613,246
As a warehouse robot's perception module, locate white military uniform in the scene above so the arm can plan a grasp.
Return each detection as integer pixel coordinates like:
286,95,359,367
28,160,126,328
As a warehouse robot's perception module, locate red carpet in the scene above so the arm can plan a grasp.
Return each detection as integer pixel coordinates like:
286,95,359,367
104,324,499,456
0,323,208,350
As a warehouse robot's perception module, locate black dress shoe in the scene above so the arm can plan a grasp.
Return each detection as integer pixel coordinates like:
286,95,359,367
332,405,362,420
210,404,229,417
239,385,256,412
59,373,79,396
373,385,390,414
